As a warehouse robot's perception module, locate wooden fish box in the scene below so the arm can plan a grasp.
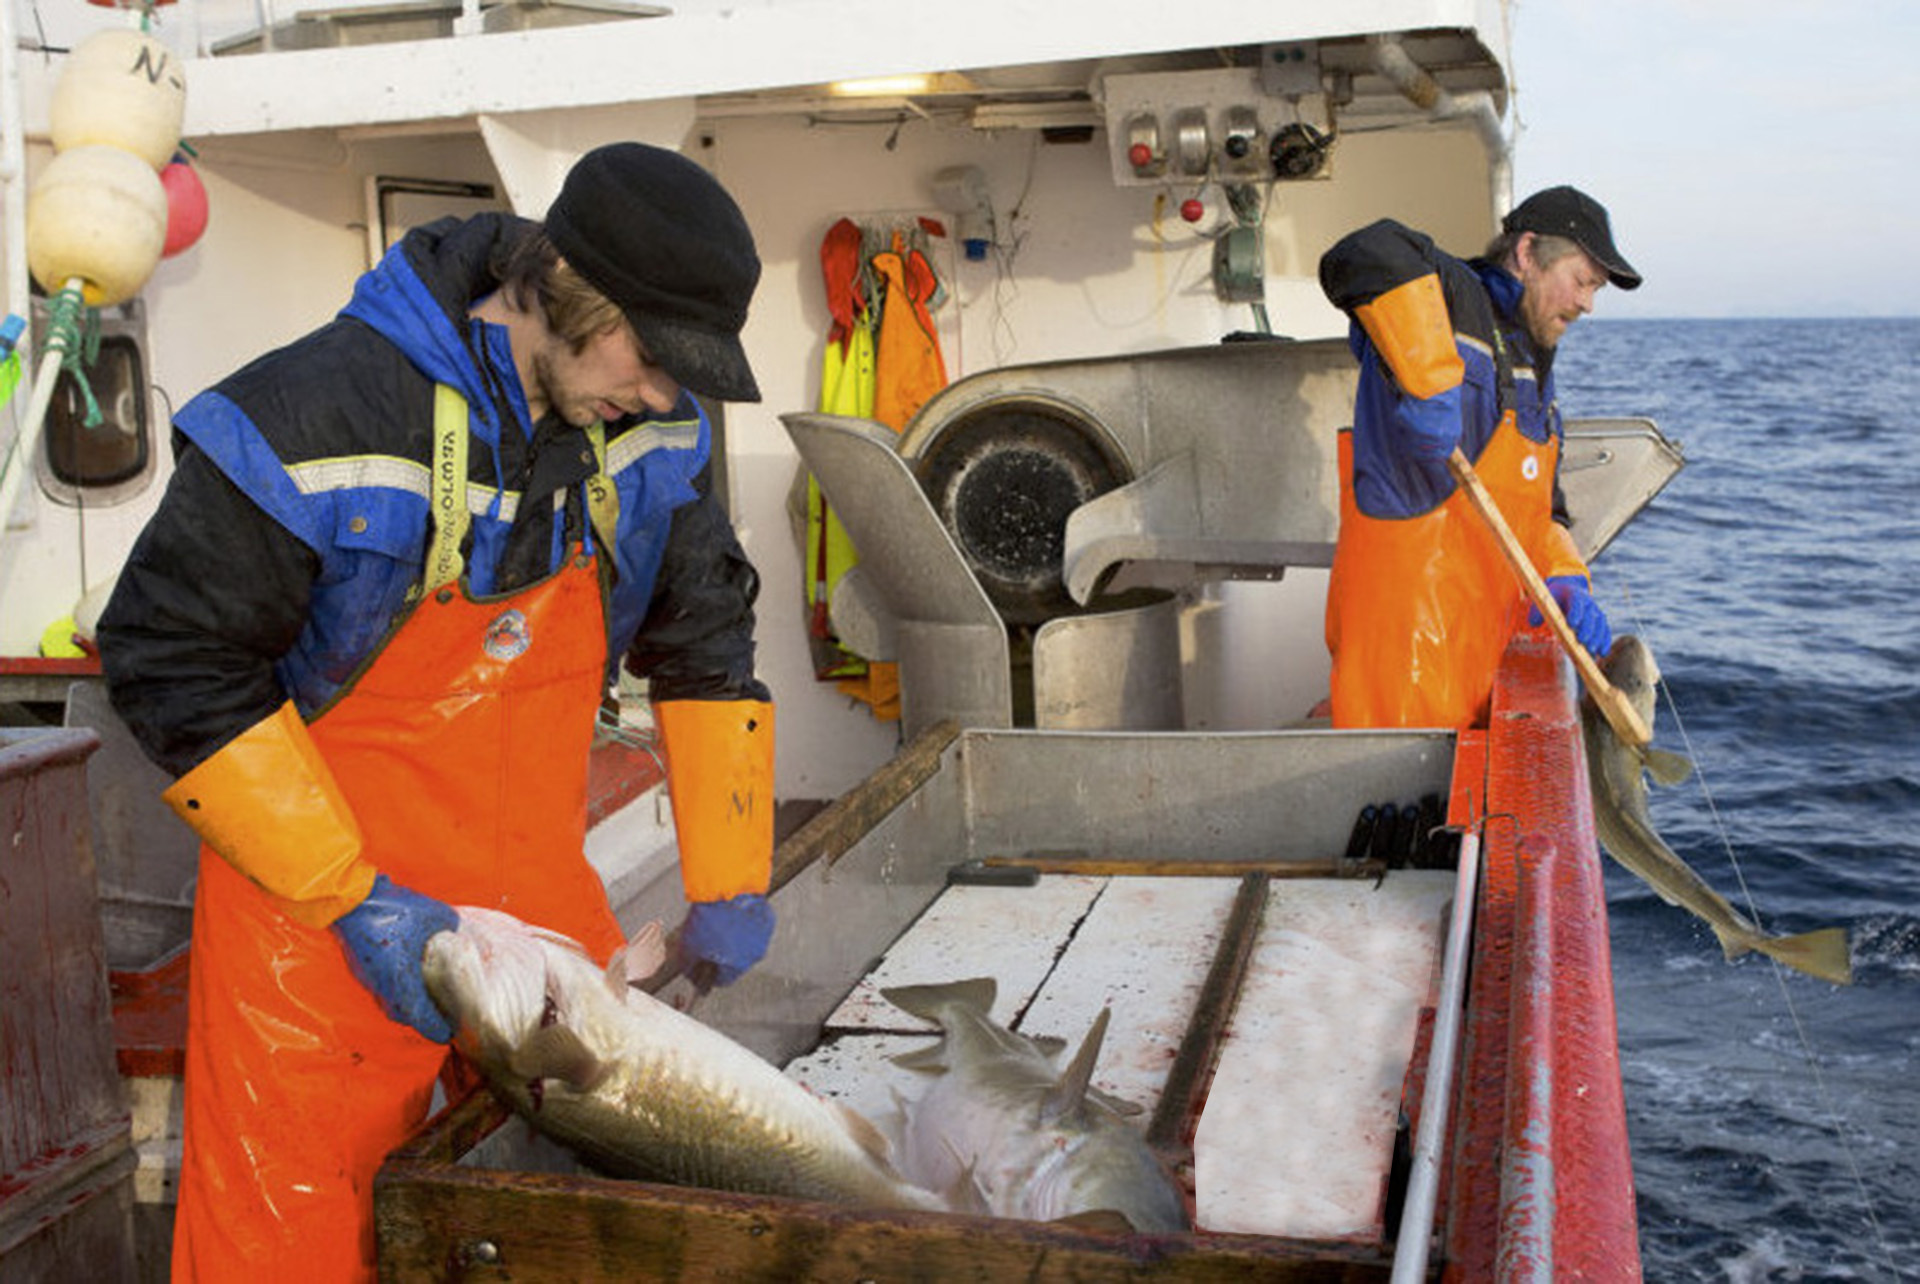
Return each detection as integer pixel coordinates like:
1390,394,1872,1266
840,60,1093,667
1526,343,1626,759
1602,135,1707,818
0,729,139,1284
377,720,1463,1282
377,1091,1397,1281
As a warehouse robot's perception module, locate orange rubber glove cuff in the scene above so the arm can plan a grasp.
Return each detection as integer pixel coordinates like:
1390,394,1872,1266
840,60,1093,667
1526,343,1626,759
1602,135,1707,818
1536,519,1591,584
162,701,376,928
1354,273,1466,400
655,698,775,904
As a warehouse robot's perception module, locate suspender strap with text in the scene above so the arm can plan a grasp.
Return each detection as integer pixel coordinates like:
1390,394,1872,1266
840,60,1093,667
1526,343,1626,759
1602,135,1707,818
423,383,471,592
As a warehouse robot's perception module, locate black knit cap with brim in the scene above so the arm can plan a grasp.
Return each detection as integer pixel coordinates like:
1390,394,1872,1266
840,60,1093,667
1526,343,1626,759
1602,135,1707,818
1503,185,1643,291
545,142,764,402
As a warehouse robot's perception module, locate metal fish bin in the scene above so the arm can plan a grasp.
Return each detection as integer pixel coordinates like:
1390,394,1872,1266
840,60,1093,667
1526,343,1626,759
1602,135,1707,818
375,720,1477,1281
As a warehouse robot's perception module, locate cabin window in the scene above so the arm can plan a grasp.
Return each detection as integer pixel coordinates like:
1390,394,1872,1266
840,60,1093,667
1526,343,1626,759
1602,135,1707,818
31,296,158,508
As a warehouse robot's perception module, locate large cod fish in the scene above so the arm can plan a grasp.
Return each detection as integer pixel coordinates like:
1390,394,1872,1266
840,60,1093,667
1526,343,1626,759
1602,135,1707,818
880,977,1191,1233
1582,635,1852,985
422,907,945,1211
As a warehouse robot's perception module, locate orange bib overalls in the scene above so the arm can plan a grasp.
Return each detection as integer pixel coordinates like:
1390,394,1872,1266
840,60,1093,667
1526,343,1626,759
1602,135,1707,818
1326,410,1563,730
172,396,625,1281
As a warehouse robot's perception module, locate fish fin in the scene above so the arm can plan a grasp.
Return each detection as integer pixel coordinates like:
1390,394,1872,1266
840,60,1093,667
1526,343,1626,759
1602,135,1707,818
833,1102,900,1164
1028,1034,1068,1059
880,976,997,1023
1752,926,1854,986
1088,1085,1145,1117
1641,748,1694,787
943,1164,991,1217
1050,1209,1141,1236
889,1038,950,1075
607,920,669,993
1043,1006,1111,1123
508,1024,608,1093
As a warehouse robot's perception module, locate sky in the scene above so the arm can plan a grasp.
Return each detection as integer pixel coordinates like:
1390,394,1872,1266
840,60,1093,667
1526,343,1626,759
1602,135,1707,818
1506,0,1920,318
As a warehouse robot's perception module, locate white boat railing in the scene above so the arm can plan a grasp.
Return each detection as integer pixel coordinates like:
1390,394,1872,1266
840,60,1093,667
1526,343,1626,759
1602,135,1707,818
1391,825,1482,1284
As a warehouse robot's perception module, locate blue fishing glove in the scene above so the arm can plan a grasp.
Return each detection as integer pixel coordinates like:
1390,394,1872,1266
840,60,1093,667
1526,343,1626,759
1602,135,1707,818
680,893,775,987
1531,574,1613,657
332,873,459,1042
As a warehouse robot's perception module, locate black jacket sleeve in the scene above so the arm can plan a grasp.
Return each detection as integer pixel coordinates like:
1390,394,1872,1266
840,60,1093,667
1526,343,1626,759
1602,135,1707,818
96,437,318,777
1319,219,1448,314
623,467,770,704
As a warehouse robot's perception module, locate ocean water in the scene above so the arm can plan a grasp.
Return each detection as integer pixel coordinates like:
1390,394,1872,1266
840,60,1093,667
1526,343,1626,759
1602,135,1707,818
1553,318,1920,1282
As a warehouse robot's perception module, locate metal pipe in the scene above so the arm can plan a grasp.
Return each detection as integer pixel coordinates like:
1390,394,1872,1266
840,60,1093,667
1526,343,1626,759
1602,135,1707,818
0,279,83,537
1368,32,1514,216
1,0,31,356
1388,827,1482,1284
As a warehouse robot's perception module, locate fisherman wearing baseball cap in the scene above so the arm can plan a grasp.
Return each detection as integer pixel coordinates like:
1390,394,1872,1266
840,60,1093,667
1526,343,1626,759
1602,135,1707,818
1316,186,1640,730
98,141,777,1280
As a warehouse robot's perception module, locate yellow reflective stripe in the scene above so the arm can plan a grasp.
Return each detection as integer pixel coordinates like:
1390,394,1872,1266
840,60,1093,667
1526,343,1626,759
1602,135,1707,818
585,422,620,560
424,383,471,590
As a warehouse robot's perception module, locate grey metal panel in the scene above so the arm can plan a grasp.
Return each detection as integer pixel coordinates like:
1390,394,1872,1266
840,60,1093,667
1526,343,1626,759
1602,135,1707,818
780,413,1012,738
1560,417,1686,561
900,342,1355,605
955,728,1454,864
690,725,1453,1061
686,739,971,1064
1032,593,1183,730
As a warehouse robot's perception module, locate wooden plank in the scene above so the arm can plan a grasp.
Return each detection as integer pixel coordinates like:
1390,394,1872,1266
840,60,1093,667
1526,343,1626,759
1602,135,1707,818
1191,872,1453,1240
821,876,1106,1032
793,875,1236,1134
374,1159,1397,1282
769,719,961,893
1018,876,1240,1113
980,856,1388,880
1147,873,1269,1156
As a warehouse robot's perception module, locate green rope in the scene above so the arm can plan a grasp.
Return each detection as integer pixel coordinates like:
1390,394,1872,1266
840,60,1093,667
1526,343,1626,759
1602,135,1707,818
44,284,103,429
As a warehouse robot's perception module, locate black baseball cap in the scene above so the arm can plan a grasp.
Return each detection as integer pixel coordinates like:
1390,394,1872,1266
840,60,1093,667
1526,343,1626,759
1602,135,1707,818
1502,186,1642,291
545,142,763,402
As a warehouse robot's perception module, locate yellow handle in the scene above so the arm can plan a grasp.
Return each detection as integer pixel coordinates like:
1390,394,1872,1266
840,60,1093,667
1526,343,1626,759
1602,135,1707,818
1447,447,1651,746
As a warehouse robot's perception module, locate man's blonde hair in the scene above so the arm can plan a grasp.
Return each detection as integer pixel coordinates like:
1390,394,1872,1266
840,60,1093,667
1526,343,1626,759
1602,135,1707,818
495,229,625,352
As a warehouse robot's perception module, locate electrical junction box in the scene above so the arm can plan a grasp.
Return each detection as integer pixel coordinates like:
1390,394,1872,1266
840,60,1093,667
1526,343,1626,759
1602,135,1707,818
1098,66,1334,189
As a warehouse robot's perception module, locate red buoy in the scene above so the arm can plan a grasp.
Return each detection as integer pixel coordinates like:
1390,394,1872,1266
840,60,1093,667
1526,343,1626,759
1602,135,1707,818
160,155,209,258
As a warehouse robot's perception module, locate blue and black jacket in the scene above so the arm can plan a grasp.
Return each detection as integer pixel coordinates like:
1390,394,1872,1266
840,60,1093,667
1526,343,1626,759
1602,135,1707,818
1319,218,1571,523
101,214,765,776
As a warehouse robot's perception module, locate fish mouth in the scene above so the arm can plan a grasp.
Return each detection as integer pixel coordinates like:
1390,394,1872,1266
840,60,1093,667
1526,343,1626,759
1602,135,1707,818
422,912,553,1041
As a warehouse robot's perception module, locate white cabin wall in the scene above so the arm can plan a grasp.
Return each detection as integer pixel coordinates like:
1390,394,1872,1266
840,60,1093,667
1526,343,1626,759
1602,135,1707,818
1,132,387,654
708,113,1493,749
1,90,1497,791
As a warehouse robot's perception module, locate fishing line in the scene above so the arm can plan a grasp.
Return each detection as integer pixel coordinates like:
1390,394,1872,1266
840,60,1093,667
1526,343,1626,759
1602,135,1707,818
1612,583,1899,1278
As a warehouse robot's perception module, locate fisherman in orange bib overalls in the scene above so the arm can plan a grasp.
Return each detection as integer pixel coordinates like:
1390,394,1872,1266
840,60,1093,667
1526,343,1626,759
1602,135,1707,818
98,144,776,1282
1317,186,1642,729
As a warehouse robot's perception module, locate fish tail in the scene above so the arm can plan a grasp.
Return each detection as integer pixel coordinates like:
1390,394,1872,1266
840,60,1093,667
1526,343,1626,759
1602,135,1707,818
1751,926,1854,986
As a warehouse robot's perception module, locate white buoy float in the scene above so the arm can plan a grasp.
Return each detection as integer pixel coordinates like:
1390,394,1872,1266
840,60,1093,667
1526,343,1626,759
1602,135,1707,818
25,144,168,308
0,23,187,536
48,28,187,171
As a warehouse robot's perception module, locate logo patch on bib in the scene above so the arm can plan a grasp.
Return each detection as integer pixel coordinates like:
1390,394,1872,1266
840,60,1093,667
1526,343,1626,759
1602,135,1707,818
483,609,531,662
